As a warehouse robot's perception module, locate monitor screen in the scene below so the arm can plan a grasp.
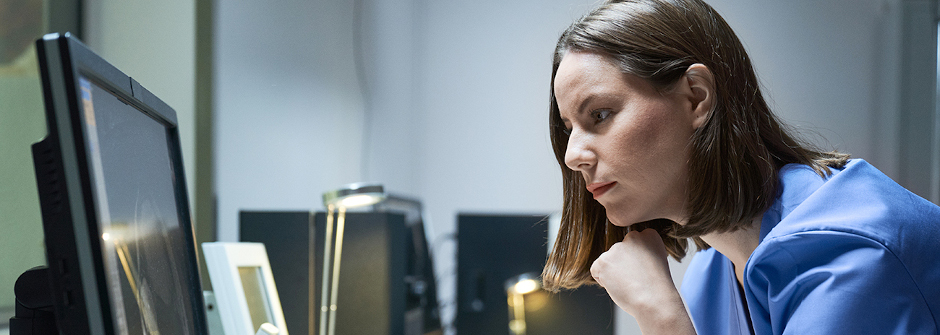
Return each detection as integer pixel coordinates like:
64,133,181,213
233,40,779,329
238,266,275,331
79,77,198,333
32,33,206,334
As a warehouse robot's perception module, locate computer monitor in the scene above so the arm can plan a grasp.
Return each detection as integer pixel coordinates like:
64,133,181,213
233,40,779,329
202,242,288,335
31,33,207,334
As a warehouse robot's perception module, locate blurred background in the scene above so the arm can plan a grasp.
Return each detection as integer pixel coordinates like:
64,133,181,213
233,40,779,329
1,0,938,334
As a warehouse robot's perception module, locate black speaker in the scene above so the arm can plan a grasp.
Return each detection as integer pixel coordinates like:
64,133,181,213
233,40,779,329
240,211,311,334
455,214,614,335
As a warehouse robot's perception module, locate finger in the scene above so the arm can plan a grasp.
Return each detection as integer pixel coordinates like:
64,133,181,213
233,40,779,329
590,255,601,277
590,254,606,287
625,226,663,241
622,226,654,242
637,227,661,239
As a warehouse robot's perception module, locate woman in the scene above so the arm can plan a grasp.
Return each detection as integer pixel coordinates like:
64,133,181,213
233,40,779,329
542,0,940,334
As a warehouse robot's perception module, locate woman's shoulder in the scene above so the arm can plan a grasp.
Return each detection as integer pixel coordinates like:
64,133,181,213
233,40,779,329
744,223,940,333
766,158,940,248
744,222,940,334
751,157,940,289
746,159,940,325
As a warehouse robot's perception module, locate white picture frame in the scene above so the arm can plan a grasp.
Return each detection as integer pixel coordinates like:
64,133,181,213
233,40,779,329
203,242,289,335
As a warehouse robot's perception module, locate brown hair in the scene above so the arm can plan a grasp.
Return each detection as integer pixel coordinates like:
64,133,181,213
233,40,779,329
543,0,849,291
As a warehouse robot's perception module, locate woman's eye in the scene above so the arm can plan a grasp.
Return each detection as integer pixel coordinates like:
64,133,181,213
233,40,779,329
591,110,612,123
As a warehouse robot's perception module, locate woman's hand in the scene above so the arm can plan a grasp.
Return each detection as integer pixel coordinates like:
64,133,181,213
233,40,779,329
590,228,696,335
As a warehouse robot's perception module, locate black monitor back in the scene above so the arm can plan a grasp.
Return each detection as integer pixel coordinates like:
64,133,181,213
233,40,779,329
455,214,614,334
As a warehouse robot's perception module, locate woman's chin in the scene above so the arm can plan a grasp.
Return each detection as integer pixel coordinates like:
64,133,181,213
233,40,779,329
607,211,665,228
606,215,639,228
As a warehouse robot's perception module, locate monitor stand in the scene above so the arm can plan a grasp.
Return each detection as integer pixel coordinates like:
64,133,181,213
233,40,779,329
10,266,57,335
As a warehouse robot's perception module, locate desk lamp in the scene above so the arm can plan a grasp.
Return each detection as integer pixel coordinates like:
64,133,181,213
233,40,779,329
315,183,386,335
505,273,542,335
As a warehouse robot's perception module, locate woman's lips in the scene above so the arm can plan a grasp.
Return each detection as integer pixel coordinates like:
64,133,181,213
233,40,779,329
587,181,616,199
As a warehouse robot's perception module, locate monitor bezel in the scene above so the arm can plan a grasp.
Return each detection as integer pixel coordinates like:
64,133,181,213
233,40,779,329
33,32,207,334
202,242,289,335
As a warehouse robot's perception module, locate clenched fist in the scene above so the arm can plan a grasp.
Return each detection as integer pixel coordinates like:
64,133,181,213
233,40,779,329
591,228,696,335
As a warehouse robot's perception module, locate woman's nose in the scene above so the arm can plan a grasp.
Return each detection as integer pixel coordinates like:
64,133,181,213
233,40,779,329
564,130,596,172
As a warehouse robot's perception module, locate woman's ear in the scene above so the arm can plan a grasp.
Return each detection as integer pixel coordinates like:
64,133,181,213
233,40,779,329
684,63,715,129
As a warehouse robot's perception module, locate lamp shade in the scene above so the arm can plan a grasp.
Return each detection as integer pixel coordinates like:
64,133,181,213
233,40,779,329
322,183,386,208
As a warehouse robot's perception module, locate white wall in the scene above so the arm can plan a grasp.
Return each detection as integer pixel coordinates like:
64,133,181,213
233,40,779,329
707,0,902,177
214,1,366,242
215,0,906,334
406,0,595,330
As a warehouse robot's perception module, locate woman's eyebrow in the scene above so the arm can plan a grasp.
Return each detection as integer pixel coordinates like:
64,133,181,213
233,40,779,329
560,95,597,123
561,87,620,124
576,95,597,117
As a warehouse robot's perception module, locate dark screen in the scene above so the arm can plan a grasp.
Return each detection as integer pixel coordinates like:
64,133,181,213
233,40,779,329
78,77,197,334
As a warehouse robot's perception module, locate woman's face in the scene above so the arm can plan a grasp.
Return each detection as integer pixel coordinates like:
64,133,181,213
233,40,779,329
554,52,700,226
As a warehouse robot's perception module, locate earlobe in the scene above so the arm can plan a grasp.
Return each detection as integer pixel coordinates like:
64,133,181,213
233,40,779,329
685,64,715,129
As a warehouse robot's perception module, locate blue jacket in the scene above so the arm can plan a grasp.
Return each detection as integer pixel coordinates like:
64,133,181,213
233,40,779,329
681,159,940,334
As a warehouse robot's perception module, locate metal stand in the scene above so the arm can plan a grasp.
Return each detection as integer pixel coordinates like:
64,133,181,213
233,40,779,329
318,205,347,335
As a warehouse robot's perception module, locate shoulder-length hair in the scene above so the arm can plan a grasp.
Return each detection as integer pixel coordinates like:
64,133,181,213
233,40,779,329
543,0,849,291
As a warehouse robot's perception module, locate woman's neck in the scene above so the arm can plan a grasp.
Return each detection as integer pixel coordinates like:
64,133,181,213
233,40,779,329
699,216,763,285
